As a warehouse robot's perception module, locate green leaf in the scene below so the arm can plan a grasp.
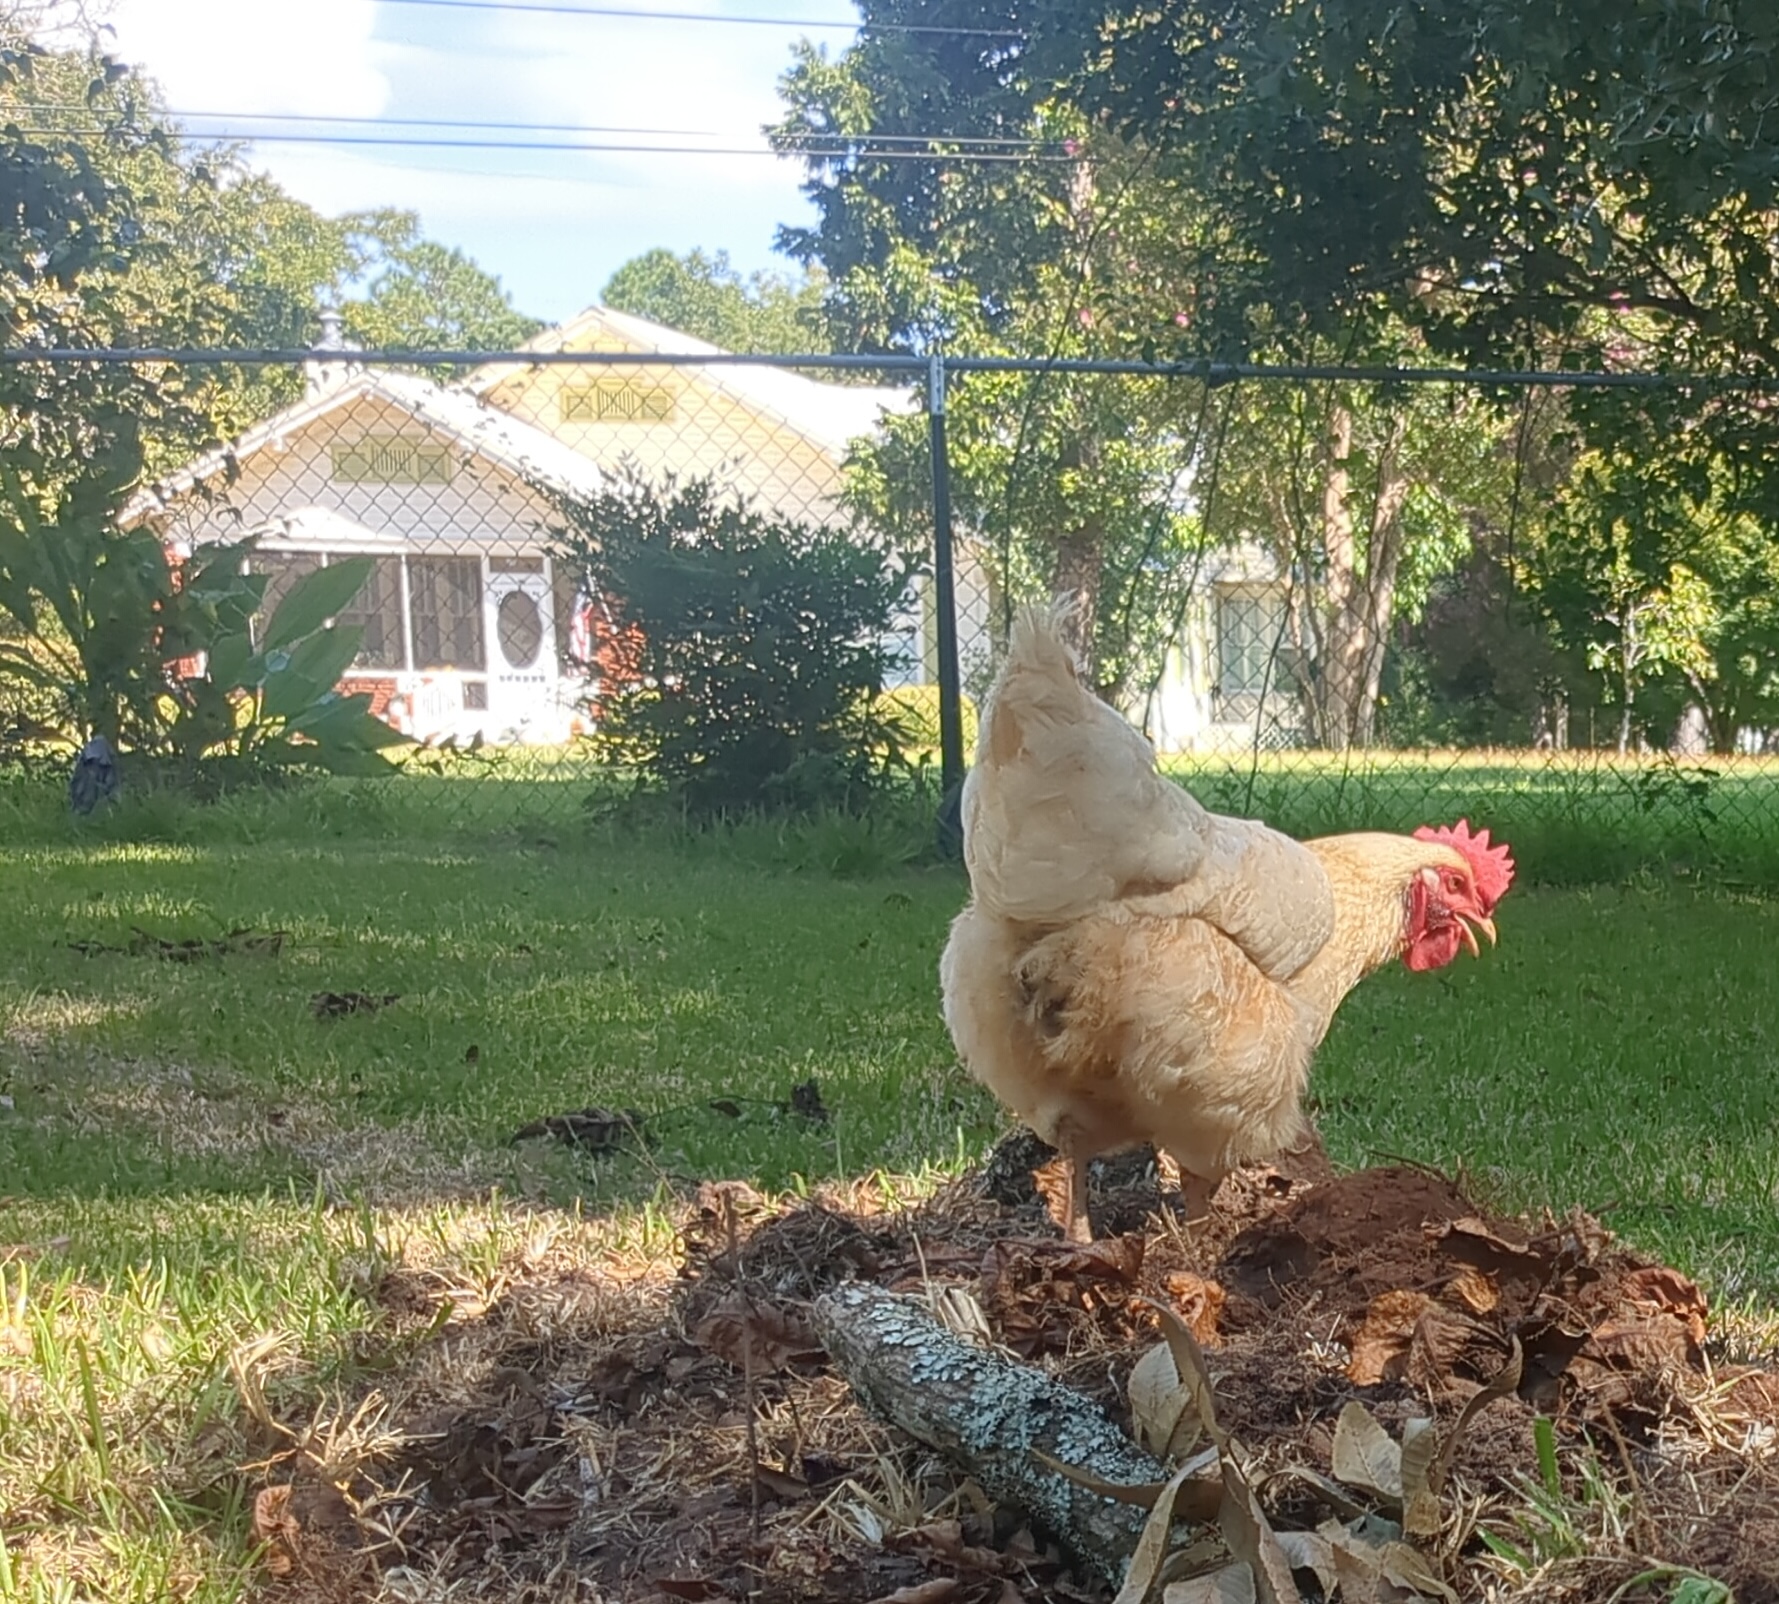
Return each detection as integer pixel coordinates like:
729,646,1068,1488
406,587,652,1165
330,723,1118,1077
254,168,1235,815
262,557,373,649
255,626,364,722
203,628,255,692
289,695,409,749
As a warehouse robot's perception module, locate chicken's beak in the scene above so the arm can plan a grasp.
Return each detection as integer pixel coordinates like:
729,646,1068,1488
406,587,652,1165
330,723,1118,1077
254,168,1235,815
1456,919,1480,959
1476,915,1498,947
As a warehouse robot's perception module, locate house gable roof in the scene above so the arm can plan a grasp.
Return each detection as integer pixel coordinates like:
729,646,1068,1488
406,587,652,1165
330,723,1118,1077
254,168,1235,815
126,367,608,526
463,304,915,459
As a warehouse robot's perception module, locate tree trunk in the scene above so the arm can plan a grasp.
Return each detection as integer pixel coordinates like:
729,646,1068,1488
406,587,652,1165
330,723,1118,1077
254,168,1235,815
1315,405,1359,749
1346,418,1412,747
814,1283,1201,1587
1051,438,1108,694
1303,406,1411,751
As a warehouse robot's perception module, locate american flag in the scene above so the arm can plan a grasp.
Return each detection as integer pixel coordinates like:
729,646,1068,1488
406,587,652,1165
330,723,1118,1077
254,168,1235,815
568,588,595,670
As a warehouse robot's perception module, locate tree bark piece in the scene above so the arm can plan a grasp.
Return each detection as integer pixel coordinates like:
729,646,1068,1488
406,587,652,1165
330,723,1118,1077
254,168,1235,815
814,1282,1192,1585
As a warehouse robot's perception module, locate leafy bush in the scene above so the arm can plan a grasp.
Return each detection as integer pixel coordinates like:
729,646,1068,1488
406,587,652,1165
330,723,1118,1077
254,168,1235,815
0,510,407,789
551,471,910,816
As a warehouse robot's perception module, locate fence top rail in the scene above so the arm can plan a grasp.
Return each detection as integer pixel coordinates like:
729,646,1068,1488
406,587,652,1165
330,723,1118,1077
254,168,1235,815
2,347,1777,390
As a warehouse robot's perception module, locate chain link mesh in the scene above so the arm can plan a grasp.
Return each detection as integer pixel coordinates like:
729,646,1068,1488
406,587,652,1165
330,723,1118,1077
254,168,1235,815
11,341,1778,858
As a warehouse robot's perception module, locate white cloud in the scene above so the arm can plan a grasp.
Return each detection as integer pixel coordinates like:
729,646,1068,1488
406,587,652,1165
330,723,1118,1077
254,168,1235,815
99,0,830,323
107,0,390,118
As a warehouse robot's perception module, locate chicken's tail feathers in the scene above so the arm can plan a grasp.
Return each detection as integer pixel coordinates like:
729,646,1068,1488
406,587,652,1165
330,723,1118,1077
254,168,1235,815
981,603,1089,765
1005,602,1084,679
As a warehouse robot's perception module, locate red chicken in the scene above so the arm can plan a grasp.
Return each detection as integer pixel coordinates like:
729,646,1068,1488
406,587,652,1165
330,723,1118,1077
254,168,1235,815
942,609,1513,1240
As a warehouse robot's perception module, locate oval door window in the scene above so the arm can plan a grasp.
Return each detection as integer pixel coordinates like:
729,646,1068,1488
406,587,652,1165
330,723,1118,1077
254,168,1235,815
496,590,543,669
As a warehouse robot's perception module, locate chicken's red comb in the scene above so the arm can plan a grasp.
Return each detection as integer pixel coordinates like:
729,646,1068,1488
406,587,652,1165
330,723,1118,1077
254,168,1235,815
1413,819,1515,909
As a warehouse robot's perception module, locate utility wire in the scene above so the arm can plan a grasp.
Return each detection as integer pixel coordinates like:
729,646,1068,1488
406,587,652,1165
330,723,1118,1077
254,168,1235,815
12,125,1066,159
163,109,724,137
376,0,1023,35
20,105,1055,152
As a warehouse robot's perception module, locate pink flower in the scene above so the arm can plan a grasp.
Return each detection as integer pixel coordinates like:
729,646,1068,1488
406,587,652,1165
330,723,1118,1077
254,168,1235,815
1174,311,1191,327
1077,308,1095,328
1063,138,1081,157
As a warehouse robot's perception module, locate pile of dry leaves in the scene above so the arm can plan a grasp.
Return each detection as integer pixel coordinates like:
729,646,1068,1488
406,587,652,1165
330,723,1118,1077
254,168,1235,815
248,1143,1779,1604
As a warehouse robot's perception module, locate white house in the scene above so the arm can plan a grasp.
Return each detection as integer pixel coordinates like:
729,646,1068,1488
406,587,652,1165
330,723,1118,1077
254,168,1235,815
1139,542,1302,754
128,304,1290,754
127,307,999,746
128,360,614,746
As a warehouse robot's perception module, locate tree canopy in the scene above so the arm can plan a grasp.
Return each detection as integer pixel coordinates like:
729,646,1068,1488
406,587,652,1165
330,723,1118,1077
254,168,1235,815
601,247,824,355
766,0,1779,751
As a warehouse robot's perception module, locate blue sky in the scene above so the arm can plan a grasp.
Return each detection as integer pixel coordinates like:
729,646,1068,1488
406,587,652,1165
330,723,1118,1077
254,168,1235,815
104,0,841,325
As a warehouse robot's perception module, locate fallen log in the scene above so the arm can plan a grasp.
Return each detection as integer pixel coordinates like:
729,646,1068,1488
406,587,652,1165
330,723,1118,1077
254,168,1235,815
813,1281,1202,1586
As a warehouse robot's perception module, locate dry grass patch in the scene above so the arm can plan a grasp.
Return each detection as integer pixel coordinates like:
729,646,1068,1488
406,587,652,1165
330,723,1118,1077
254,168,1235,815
10,1154,1764,1604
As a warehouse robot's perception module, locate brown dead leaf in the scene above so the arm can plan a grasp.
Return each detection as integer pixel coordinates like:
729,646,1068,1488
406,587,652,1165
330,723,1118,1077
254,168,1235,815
1345,1291,1433,1386
1162,1271,1226,1348
1441,1216,1530,1258
1128,1341,1201,1460
1330,1538,1412,1604
1397,1418,1441,1539
1373,1541,1456,1601
1331,1402,1402,1504
1162,1563,1257,1604
1445,1265,1499,1314
1052,1234,1147,1284
1621,1265,1708,1348
1113,1456,1226,1604
1217,1459,1306,1604
1033,1446,1221,1524
1403,1302,1502,1392
1272,1530,1336,1596
691,1294,825,1371
897,1518,1008,1575
251,1485,300,1577
1579,1314,1698,1378
1142,1298,1228,1452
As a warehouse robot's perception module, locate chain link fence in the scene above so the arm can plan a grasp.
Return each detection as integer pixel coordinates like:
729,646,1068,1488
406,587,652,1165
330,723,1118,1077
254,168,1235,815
8,329,1779,869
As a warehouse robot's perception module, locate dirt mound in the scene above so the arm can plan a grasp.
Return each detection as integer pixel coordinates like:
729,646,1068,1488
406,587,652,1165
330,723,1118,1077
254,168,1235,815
248,1147,1779,1604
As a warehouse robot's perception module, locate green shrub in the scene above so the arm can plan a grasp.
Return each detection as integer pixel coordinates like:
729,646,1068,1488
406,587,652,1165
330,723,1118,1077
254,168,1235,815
551,470,910,816
0,514,407,790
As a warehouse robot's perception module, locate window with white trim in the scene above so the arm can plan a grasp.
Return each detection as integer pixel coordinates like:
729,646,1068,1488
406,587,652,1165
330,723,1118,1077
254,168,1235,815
1215,587,1287,697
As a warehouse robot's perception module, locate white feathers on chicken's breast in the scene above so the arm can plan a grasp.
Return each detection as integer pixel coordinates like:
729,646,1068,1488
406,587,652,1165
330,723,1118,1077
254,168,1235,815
942,608,1514,1241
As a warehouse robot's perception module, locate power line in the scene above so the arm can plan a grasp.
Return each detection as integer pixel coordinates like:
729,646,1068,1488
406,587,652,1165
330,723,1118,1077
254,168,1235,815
16,126,1065,160
164,109,723,138
376,0,1022,34
26,104,1053,150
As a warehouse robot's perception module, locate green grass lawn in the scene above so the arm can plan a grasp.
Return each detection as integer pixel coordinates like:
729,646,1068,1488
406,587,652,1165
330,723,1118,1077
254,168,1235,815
3,780,1779,1598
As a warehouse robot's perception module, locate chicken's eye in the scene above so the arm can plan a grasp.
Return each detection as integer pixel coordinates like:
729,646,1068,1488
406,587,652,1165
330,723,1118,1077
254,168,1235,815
1445,872,1465,893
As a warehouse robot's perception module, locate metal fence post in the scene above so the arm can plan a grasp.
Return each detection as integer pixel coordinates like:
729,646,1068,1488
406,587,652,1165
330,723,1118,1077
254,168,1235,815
928,352,966,797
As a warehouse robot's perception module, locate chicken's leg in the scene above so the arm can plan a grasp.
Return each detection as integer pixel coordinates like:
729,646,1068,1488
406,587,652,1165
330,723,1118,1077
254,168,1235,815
1177,1169,1219,1221
1062,1154,1092,1243
1159,1150,1220,1222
